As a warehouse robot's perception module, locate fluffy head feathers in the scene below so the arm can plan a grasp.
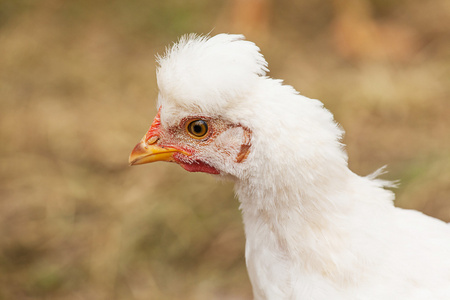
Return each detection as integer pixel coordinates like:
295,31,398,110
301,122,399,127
156,34,268,124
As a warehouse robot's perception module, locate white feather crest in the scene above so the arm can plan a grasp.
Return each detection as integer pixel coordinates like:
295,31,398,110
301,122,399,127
156,34,268,118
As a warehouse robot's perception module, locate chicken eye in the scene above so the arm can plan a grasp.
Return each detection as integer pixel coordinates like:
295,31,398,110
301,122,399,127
186,119,209,139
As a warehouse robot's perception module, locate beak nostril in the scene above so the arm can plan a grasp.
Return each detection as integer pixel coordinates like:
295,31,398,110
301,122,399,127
146,136,159,145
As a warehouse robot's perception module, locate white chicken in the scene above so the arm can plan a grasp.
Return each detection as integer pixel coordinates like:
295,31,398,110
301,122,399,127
129,34,450,300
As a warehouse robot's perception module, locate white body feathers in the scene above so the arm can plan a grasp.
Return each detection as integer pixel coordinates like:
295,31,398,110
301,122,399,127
154,34,450,299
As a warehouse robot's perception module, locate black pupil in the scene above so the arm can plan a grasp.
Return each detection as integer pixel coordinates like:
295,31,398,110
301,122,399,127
193,124,202,133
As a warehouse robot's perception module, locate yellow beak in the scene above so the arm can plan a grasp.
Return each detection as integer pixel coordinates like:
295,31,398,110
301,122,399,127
129,136,185,166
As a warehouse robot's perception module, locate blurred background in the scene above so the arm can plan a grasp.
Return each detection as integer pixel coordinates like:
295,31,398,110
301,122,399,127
1,0,449,299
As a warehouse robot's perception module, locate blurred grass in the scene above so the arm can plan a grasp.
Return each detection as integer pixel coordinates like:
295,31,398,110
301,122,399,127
1,0,449,299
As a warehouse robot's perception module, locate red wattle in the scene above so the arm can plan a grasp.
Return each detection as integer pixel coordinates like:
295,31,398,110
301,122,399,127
179,161,220,174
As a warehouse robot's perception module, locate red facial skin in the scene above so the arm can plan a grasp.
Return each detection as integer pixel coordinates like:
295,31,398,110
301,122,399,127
144,108,220,175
